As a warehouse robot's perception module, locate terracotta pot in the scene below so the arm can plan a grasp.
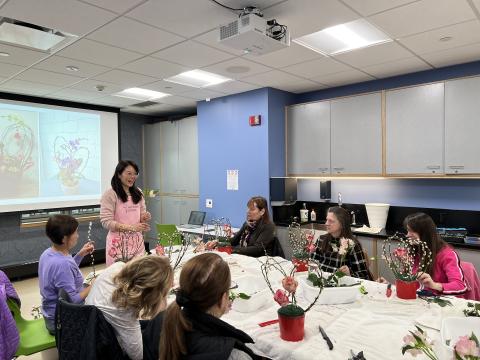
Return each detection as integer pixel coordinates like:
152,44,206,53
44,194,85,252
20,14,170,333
292,258,308,272
217,246,232,255
396,279,419,300
278,311,305,342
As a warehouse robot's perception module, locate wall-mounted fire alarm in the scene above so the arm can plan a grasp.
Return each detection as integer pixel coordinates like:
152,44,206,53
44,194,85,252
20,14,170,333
249,115,261,126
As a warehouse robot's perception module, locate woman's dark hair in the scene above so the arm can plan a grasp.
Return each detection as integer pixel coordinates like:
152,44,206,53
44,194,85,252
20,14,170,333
247,196,271,224
403,212,446,273
46,215,79,245
111,160,143,204
159,253,231,360
320,206,355,252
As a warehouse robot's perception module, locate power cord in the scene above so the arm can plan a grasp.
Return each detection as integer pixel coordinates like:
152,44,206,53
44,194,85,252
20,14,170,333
210,1,264,17
210,0,243,11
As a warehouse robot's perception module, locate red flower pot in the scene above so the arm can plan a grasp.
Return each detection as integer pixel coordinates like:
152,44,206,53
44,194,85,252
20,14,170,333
278,311,305,342
292,258,308,272
395,279,419,300
217,246,232,255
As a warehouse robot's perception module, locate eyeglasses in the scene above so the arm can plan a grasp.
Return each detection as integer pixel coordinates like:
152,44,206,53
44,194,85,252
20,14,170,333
229,280,238,290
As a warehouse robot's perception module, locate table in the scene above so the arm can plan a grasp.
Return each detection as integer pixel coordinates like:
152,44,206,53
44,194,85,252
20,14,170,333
177,224,240,236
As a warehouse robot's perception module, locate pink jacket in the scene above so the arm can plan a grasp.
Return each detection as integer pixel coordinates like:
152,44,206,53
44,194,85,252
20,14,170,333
100,188,146,231
430,246,468,296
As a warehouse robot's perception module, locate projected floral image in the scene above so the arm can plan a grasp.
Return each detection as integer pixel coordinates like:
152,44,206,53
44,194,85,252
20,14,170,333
0,111,39,199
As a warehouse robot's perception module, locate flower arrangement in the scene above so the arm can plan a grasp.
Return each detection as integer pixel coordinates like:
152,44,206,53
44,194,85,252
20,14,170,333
108,230,143,263
206,217,234,245
0,114,34,176
402,326,480,360
53,136,89,188
383,233,432,282
156,231,193,270
465,303,480,317
288,222,314,261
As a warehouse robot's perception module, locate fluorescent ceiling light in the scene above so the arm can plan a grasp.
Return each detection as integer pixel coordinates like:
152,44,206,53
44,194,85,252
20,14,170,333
113,88,170,101
164,69,231,88
293,19,392,55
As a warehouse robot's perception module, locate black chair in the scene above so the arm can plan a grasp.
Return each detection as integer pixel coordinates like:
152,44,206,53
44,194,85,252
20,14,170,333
271,236,285,258
55,289,127,360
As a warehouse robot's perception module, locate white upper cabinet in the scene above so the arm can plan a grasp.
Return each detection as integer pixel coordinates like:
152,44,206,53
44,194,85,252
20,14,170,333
331,93,382,175
287,101,330,175
160,120,179,194
445,77,480,174
386,83,445,175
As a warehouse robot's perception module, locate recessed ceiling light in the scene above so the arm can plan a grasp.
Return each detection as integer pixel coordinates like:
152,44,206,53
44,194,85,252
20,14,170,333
0,51,10,57
439,36,452,42
65,65,79,72
164,69,231,88
113,87,170,101
293,19,392,55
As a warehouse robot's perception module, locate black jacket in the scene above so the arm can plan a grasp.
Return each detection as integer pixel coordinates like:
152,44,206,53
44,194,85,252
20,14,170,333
231,220,275,257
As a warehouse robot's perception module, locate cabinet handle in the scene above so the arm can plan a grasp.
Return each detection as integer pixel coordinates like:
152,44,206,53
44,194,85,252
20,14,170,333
333,167,344,170
448,165,464,169
426,166,440,169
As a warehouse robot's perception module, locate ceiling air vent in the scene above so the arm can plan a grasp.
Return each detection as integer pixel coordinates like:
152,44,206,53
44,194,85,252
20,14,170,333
0,17,77,52
131,101,160,108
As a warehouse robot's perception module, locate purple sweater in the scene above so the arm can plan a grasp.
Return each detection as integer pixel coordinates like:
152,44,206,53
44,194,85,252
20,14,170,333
38,248,84,327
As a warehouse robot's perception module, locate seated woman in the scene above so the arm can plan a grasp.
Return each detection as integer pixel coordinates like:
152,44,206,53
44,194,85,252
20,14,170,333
86,256,172,360
315,206,372,280
404,212,468,297
39,215,94,334
153,253,265,360
230,196,275,257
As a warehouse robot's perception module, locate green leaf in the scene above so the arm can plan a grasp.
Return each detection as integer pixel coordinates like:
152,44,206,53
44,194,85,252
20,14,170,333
238,292,251,300
401,345,415,355
471,332,479,347
359,285,368,295
334,270,346,278
415,325,424,334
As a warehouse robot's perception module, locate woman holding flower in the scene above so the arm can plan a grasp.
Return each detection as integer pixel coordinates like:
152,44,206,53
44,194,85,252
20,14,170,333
100,160,151,266
315,206,372,280
404,212,468,297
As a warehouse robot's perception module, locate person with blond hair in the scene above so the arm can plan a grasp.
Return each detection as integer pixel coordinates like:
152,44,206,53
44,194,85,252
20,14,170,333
86,256,173,360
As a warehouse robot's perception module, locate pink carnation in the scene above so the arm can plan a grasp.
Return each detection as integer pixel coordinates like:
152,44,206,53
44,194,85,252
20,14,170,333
155,245,165,256
108,247,117,258
274,289,290,306
111,237,120,247
455,335,480,357
394,247,407,258
282,276,298,294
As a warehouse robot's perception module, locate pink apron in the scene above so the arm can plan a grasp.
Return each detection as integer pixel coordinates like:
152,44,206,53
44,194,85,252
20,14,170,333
105,196,145,266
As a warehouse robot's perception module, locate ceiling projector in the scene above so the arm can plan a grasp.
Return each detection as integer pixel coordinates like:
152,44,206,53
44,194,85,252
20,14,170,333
219,13,290,56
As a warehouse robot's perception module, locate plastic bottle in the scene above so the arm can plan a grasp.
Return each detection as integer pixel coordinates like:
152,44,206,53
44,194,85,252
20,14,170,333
310,209,316,222
300,203,308,223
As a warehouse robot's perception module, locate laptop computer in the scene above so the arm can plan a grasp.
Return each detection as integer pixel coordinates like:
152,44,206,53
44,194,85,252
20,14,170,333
180,211,206,229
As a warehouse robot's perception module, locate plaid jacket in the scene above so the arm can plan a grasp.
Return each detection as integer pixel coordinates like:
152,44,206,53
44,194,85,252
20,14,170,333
314,236,373,280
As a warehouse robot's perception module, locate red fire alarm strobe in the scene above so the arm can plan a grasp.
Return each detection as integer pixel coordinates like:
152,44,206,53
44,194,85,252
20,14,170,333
249,115,261,126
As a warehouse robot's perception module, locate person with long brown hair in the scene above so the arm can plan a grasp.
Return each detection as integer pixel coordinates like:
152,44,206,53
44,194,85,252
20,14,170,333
315,206,372,280
85,256,173,360
404,212,467,296
230,196,275,257
153,253,265,360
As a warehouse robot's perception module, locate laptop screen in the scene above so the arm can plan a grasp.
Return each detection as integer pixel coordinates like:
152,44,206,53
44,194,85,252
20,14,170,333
188,211,206,225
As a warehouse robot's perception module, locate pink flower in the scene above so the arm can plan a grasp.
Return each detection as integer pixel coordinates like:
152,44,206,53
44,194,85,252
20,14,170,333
108,247,117,258
306,243,316,253
405,348,423,357
455,336,480,357
274,289,290,306
282,276,298,293
155,245,165,256
403,334,415,346
111,237,120,247
394,247,407,258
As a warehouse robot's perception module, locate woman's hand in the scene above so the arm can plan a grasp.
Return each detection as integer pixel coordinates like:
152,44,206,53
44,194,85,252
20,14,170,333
134,222,150,232
338,265,351,276
140,211,151,223
376,276,388,284
78,241,94,257
205,240,218,250
417,272,443,292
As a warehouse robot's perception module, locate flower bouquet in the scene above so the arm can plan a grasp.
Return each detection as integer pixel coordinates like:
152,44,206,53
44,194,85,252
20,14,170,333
383,233,432,299
261,256,322,341
109,230,144,263
288,222,316,272
206,217,234,254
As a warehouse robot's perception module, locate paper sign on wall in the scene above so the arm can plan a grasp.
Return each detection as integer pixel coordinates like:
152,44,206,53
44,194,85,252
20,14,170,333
227,170,239,191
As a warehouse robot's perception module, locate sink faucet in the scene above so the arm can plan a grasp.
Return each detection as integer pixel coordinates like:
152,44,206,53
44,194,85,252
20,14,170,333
338,192,342,206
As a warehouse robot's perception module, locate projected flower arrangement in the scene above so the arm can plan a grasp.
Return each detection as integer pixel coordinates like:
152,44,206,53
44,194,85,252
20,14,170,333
53,136,89,194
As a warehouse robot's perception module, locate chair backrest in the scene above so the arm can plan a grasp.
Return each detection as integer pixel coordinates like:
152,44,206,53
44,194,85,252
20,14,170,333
271,236,285,258
461,261,480,301
156,223,182,246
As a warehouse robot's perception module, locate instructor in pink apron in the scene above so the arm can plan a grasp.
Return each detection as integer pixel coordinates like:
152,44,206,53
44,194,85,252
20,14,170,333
100,160,151,266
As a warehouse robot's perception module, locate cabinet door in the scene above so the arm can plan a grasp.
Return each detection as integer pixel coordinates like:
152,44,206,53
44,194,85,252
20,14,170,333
179,197,199,225
445,77,480,174
386,83,444,175
178,117,199,195
356,235,378,279
160,196,180,225
160,121,179,194
287,101,330,175
331,93,382,175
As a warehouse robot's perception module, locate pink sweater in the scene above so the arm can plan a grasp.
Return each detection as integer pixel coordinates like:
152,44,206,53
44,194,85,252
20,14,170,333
430,246,468,296
100,188,146,232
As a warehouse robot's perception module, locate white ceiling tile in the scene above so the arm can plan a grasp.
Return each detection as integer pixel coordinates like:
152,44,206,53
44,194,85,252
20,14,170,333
421,42,480,68
47,88,101,101
122,103,195,115
0,44,49,67
220,0,285,9
368,0,476,38
192,30,246,56
0,63,26,78
264,0,360,38
279,81,327,94
141,80,194,95
244,43,322,68
241,70,309,87
126,0,235,37
202,57,272,80
312,69,375,87
93,69,157,87
14,68,83,87
334,42,414,68
362,57,432,78
152,41,234,67
79,0,146,14
399,20,480,55
120,57,189,78
93,95,140,107
34,56,110,78
283,57,352,78
158,96,198,107
88,17,185,54
181,88,225,100
70,79,124,95
208,80,260,94
0,79,61,96
57,39,142,67
341,0,420,17
473,0,480,12
0,0,116,36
